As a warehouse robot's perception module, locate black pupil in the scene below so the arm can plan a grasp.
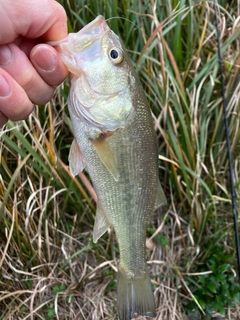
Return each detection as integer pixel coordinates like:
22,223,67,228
110,49,119,59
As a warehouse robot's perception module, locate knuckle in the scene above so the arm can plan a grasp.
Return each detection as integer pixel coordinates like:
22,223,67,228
19,69,34,91
19,69,54,105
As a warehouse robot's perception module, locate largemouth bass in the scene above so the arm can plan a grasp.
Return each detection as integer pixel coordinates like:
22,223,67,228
52,16,166,320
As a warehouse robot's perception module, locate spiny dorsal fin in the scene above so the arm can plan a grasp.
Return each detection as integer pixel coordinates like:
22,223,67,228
69,139,86,176
91,134,119,181
93,202,111,243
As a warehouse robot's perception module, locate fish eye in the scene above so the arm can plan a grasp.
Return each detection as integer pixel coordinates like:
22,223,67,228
109,47,123,64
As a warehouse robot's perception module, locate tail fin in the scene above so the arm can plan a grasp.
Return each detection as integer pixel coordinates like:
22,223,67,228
117,265,156,320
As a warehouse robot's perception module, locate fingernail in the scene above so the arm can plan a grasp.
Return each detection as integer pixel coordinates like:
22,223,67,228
0,74,11,97
31,46,57,72
0,45,12,66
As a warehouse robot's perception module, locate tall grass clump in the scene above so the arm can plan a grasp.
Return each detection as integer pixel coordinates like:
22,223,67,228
0,1,240,319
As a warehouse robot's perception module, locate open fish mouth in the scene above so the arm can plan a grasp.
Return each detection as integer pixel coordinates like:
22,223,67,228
63,15,110,54
49,15,109,48
49,16,111,76
77,15,109,37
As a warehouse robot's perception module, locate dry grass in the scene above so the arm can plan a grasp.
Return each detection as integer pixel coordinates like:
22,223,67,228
1,0,240,319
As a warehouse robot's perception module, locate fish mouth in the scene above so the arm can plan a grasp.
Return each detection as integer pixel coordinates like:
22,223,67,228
57,15,110,53
50,16,110,75
78,15,110,37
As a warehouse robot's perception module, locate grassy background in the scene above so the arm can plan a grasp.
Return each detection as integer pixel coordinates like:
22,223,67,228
0,0,240,319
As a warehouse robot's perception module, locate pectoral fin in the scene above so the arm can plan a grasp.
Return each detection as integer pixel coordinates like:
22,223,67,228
155,180,167,209
69,139,86,176
93,203,111,243
91,136,119,181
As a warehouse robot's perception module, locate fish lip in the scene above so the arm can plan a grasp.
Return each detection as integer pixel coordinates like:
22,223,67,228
49,16,111,76
49,15,110,53
71,15,110,52
77,15,110,36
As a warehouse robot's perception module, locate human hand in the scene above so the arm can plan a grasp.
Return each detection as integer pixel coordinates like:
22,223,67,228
0,0,69,127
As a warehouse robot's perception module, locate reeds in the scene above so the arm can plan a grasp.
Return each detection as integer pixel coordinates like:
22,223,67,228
0,0,239,319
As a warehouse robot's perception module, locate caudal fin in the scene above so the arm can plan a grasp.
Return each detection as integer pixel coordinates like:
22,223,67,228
117,266,156,320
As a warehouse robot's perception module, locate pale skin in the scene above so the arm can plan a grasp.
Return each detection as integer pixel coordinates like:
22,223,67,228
0,0,69,127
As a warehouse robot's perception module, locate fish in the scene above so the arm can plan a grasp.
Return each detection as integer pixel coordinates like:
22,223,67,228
51,15,167,320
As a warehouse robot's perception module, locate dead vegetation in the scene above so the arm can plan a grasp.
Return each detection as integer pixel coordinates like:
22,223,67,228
1,0,240,319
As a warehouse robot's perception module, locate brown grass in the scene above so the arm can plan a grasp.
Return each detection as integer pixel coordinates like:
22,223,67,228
1,1,240,319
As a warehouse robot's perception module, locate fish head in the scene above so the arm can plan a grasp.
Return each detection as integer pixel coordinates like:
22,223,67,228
54,16,136,131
